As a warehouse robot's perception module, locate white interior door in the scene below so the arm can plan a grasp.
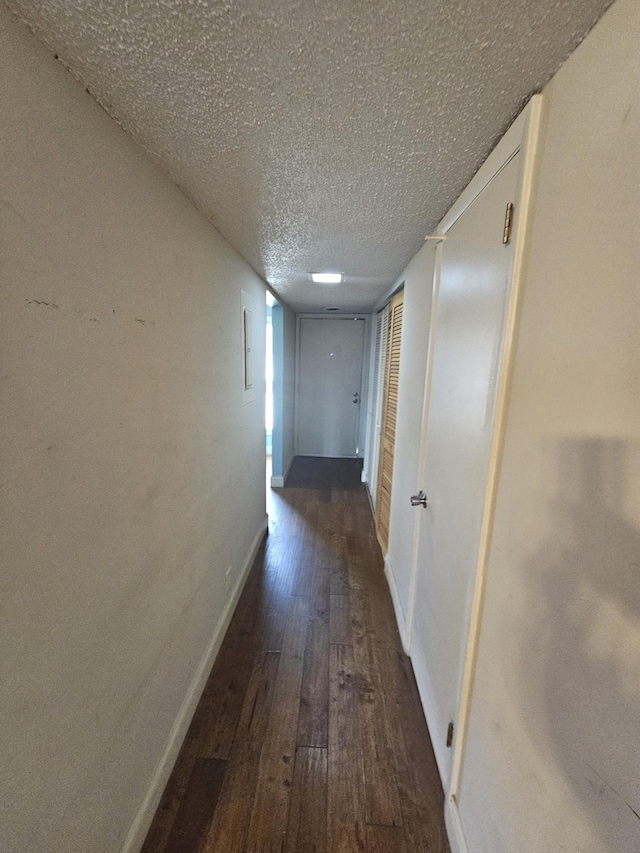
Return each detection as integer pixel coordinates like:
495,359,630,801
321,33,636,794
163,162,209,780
410,154,521,786
296,318,365,457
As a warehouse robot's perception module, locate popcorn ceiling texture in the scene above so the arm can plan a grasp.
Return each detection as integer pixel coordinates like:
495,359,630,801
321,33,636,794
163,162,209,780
6,0,612,311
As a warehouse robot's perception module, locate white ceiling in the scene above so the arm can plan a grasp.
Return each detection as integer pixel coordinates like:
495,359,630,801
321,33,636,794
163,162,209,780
7,0,612,312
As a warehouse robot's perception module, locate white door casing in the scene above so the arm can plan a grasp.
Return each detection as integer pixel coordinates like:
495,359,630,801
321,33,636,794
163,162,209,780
295,317,365,458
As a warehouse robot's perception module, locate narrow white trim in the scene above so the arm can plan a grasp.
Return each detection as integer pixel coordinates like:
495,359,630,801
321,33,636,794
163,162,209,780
271,453,294,489
362,305,380,487
448,93,545,803
120,517,268,853
294,452,360,459
357,315,374,460
445,798,470,853
383,555,408,654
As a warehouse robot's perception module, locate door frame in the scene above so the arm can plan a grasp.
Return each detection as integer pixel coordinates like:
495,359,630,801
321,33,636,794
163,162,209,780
401,95,545,821
294,314,370,458
363,305,387,498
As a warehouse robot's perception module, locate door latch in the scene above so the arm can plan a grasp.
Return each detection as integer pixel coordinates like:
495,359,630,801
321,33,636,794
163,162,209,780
410,491,428,508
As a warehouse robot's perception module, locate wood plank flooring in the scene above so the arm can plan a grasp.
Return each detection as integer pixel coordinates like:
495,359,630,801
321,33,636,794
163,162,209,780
142,457,449,853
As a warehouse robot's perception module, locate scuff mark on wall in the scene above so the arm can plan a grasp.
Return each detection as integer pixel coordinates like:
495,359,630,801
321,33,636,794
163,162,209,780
25,298,58,308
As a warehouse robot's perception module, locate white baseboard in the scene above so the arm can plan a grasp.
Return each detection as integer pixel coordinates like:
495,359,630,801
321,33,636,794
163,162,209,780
120,516,268,853
294,452,358,459
445,797,470,853
271,454,294,489
383,555,410,655
361,467,369,483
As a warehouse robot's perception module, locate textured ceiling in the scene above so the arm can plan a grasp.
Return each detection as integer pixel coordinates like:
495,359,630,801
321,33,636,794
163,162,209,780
7,0,612,312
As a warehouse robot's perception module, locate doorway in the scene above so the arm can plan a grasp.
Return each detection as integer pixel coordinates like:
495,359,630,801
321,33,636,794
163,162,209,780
266,292,288,501
295,317,365,458
265,292,274,500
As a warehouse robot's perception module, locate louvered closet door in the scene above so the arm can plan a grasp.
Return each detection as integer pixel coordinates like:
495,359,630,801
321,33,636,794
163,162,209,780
375,289,403,552
368,306,389,507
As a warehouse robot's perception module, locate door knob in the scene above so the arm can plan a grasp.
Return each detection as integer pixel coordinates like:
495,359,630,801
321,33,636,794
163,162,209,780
410,491,428,508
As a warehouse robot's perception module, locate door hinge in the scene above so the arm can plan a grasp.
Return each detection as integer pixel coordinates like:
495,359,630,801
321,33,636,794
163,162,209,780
446,721,455,748
503,202,514,245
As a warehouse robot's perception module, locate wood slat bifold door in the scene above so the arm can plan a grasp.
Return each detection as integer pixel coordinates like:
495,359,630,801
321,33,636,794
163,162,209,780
368,305,389,508
375,288,404,552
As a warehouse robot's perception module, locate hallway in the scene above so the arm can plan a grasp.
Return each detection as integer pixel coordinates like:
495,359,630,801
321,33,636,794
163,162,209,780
142,458,449,852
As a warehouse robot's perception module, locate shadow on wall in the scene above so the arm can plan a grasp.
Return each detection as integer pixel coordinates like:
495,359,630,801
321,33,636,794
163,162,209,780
519,438,640,849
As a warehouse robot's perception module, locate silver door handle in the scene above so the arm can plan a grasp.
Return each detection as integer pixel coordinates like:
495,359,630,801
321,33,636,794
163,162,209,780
410,491,428,508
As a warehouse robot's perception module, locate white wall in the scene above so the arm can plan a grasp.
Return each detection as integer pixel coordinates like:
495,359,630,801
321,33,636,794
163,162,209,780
384,244,437,631
0,7,267,852
458,0,640,850
270,298,295,486
358,316,373,459
282,302,296,479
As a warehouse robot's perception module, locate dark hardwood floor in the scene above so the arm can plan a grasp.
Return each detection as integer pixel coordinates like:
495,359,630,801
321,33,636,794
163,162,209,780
142,457,449,853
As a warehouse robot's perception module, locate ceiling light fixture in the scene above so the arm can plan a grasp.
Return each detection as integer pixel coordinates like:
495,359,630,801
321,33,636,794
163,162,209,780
311,272,343,284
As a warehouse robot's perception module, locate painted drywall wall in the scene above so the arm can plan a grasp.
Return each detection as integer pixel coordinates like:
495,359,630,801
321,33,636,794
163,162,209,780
270,299,295,486
384,243,437,629
282,302,296,480
458,0,640,850
0,7,267,853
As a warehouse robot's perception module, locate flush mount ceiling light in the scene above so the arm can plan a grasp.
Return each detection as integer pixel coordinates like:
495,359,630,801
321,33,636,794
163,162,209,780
311,272,343,284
